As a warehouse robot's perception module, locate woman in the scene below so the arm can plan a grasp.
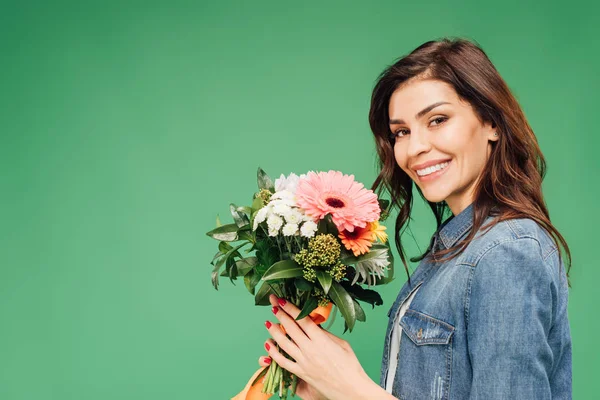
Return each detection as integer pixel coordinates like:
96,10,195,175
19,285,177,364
258,37,573,399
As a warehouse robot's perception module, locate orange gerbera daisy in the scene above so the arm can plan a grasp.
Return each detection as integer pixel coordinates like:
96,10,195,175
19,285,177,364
339,224,375,256
295,170,381,232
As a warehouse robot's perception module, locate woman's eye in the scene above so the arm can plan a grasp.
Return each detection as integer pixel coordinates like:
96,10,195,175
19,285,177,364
430,116,448,126
393,129,410,138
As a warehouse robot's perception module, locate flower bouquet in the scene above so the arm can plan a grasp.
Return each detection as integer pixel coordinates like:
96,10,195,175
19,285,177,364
206,168,395,399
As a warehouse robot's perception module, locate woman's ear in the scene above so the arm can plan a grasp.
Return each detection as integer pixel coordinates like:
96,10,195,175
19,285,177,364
486,121,499,142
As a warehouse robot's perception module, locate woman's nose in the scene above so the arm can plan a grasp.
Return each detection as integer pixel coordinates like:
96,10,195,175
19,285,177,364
406,129,431,158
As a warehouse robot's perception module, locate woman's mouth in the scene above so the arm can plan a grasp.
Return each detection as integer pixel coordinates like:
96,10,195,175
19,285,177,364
415,160,451,182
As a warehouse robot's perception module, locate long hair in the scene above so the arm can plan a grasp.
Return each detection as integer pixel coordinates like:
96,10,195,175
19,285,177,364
368,37,572,287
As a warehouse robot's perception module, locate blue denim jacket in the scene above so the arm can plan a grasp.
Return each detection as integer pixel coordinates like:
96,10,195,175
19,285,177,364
379,202,572,399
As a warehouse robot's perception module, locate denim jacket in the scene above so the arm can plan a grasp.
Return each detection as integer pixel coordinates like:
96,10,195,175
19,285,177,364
379,202,572,399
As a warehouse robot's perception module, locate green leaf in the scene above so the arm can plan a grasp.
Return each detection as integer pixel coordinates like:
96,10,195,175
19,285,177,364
294,277,314,292
235,257,258,276
341,281,383,309
378,198,390,212
211,242,248,289
250,196,264,215
262,260,303,281
216,214,223,227
255,240,279,274
230,203,250,228
227,257,237,285
206,224,239,241
315,270,332,295
353,299,366,322
329,281,356,332
257,167,275,191
255,282,278,306
296,295,319,321
244,270,261,295
238,206,252,215
238,230,255,243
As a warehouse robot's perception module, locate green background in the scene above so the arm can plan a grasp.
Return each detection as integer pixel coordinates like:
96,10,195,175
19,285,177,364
1,1,597,398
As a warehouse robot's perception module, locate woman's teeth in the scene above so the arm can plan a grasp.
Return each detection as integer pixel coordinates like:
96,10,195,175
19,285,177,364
416,161,450,177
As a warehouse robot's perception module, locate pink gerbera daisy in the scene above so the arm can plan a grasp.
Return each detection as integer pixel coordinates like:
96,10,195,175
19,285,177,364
295,170,380,232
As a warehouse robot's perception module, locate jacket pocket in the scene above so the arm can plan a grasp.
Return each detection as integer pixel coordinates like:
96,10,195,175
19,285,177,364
399,309,455,345
394,309,455,400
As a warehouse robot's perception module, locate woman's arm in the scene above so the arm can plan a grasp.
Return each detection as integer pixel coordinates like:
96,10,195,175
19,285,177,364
466,237,559,399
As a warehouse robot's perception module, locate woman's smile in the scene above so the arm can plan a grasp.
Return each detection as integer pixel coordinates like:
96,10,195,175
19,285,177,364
415,159,452,183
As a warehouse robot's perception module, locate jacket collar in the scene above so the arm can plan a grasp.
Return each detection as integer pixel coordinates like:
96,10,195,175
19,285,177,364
437,201,475,249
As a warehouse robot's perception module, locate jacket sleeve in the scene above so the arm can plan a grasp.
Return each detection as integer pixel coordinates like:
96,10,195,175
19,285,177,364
466,237,555,399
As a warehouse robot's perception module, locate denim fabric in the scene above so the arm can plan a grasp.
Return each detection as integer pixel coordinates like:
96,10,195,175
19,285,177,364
379,202,572,399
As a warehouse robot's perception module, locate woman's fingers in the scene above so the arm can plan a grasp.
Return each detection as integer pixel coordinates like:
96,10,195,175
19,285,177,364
257,355,272,367
268,294,322,340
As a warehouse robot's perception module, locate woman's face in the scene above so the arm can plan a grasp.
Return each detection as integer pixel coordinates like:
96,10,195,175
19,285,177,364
389,78,498,215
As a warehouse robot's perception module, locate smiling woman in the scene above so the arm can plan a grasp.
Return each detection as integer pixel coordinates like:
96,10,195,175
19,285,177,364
366,37,573,399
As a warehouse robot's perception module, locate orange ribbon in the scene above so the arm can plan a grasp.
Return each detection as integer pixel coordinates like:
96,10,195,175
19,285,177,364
231,302,334,400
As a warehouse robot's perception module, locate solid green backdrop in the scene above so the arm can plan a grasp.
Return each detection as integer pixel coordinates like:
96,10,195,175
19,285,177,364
1,0,597,399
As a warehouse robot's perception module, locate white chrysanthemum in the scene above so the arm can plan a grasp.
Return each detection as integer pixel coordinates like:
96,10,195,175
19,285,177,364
272,202,292,218
252,205,271,231
275,173,307,193
282,223,299,236
284,208,302,224
300,220,318,238
268,227,279,237
270,189,297,207
351,247,390,287
267,214,283,232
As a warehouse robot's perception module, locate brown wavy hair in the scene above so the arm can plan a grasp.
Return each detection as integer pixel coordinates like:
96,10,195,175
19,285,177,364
368,37,572,287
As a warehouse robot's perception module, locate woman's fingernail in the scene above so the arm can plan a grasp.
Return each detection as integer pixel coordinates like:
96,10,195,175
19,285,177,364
265,320,272,329
265,342,270,351
264,357,271,364
272,306,279,315
278,298,287,307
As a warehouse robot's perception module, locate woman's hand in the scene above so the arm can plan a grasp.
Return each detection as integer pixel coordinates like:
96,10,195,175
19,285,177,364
262,294,375,400
258,355,327,400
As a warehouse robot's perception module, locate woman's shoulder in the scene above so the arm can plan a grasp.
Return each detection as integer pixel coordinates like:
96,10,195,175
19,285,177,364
458,216,558,268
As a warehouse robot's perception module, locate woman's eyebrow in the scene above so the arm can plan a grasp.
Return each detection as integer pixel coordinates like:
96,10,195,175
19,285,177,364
389,101,451,125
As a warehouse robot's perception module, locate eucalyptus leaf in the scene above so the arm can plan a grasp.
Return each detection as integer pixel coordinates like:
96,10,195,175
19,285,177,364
230,203,250,228
206,224,239,242
315,270,332,295
329,280,356,332
262,260,303,281
296,295,319,321
257,167,275,191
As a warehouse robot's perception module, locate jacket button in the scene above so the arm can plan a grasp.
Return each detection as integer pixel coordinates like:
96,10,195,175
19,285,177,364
417,328,423,340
